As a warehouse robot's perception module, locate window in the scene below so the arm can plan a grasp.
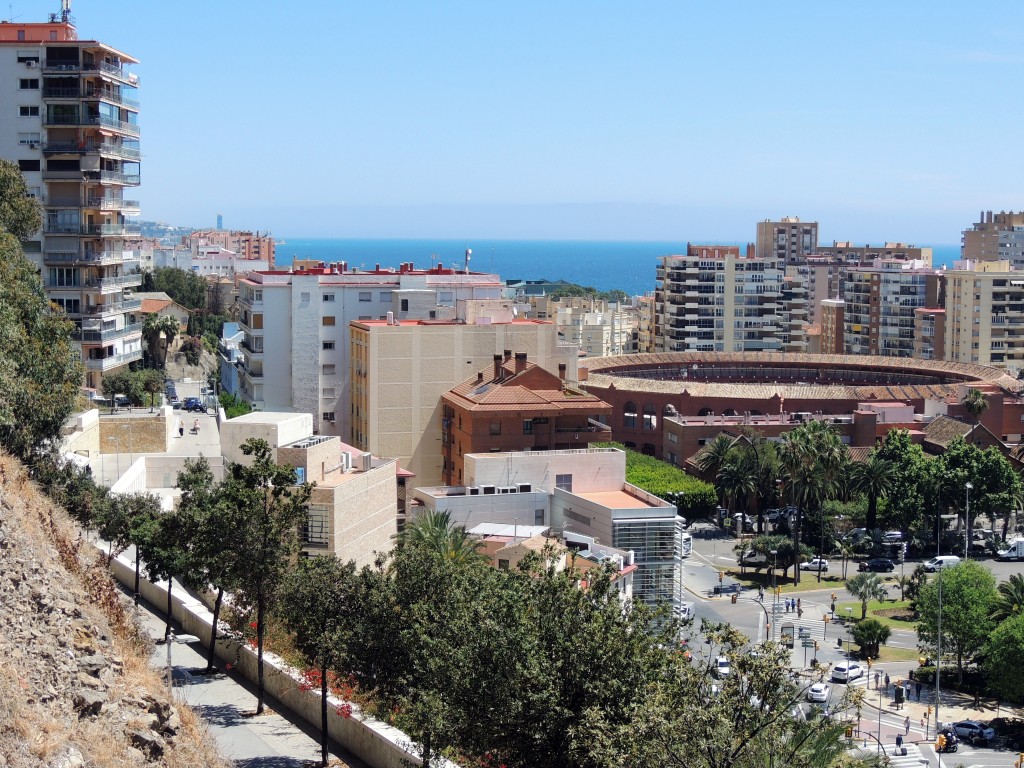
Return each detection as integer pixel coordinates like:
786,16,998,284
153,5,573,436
322,316,336,326
555,474,572,491
668,432,678,443
17,132,40,145
523,419,533,434
322,412,335,422
489,420,501,436
438,291,454,304
19,106,39,116
380,291,392,302
300,291,311,303
322,388,335,398
17,159,40,172
498,559,510,571
302,505,330,547
19,79,39,90
252,289,262,302
401,299,409,312
623,401,638,429
358,292,371,302
47,267,77,287
53,297,80,313
322,340,335,350
322,364,336,375
535,509,544,525
323,293,335,302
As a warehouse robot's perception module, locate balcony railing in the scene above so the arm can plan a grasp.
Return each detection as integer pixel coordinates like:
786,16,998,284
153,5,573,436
44,250,131,266
240,338,264,355
81,298,142,316
82,88,140,110
84,349,142,371
86,170,141,185
85,197,140,211
84,60,139,85
42,87,82,99
72,322,142,343
42,141,142,161
82,272,142,291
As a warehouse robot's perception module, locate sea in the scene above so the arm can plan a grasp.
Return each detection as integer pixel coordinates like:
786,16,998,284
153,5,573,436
273,239,963,297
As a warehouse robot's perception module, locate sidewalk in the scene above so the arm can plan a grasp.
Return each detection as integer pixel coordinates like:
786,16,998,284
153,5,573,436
134,594,369,768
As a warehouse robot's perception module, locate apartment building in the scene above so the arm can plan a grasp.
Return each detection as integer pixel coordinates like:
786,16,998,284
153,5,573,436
235,262,504,436
962,211,1024,267
635,294,655,353
152,244,269,278
913,307,945,361
440,352,612,485
412,448,684,610
183,229,276,267
817,241,933,267
653,244,809,353
819,299,845,355
349,316,573,486
0,13,143,389
944,261,1024,371
787,257,843,324
528,295,638,357
755,217,818,265
841,260,942,357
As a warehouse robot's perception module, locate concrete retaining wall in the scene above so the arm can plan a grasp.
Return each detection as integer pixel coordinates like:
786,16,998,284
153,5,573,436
105,552,434,768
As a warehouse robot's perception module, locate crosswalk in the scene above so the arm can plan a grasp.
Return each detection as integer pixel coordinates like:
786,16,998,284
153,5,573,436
885,741,925,768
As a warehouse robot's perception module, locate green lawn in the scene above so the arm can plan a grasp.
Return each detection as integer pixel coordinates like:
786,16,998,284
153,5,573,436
874,645,922,663
836,599,918,631
724,568,847,595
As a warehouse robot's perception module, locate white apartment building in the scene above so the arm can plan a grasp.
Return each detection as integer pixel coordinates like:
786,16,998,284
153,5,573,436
755,217,818,265
654,246,808,353
817,241,933,267
349,315,574,485
152,244,269,278
236,262,504,438
1,14,143,389
528,295,638,357
962,211,1024,268
412,448,684,610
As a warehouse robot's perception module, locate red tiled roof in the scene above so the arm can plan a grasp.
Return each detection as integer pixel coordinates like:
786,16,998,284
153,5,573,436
444,359,611,413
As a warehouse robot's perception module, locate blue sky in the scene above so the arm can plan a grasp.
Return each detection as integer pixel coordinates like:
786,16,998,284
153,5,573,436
21,1,1024,242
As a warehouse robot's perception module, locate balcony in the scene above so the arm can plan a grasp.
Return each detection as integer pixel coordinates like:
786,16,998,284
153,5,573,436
72,322,142,343
44,250,132,266
85,223,142,237
42,87,83,100
42,114,140,137
240,338,264,356
43,60,84,73
84,349,142,371
81,298,142,316
82,272,143,292
82,88,140,110
83,60,139,86
42,141,141,161
85,197,141,213
86,170,141,186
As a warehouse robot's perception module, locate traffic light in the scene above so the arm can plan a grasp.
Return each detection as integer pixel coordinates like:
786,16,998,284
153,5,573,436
731,593,737,604
866,658,873,669
814,640,820,651
718,571,724,583
927,706,932,716
823,614,830,624
831,592,837,602
845,727,853,739
936,734,946,750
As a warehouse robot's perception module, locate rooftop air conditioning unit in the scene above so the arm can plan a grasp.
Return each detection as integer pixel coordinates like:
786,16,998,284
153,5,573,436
25,60,36,68
517,483,532,492
481,485,496,495
468,486,480,496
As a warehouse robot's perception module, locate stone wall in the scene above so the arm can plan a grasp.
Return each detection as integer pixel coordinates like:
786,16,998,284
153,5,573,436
99,411,172,455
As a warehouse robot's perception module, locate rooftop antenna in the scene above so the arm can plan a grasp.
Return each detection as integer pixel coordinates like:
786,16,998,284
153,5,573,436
60,0,71,23
464,247,472,274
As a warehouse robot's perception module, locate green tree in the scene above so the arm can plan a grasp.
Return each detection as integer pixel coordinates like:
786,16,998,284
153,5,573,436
148,266,207,309
916,561,998,681
874,429,931,538
849,453,894,532
983,612,1024,703
716,451,757,517
962,387,989,424
142,312,182,368
851,618,891,660
745,533,812,581
846,572,889,620
0,162,81,460
141,368,164,411
395,509,484,564
695,434,736,495
991,573,1024,623
222,438,313,714
279,556,360,767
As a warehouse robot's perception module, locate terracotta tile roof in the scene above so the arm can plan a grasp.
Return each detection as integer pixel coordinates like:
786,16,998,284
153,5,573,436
140,298,172,314
444,359,611,414
921,415,1001,452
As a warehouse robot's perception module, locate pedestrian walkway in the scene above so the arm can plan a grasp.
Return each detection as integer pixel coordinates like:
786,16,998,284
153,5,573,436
133,593,369,768
885,741,925,768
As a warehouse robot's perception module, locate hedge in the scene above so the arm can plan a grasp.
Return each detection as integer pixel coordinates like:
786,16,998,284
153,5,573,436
595,442,717,520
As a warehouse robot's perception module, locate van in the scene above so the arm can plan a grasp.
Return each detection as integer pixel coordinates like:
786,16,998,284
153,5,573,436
997,539,1024,561
674,602,695,621
924,555,960,572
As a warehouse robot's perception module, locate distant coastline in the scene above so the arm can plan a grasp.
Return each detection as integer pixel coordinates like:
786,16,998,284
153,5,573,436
272,238,962,296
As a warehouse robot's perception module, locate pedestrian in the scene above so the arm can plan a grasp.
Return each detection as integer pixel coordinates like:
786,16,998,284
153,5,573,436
177,419,184,438
904,716,910,735
974,689,980,708
904,680,910,700
916,681,922,700
875,670,881,689
758,586,764,602
885,672,890,691
796,597,801,611
193,418,199,434
896,733,903,750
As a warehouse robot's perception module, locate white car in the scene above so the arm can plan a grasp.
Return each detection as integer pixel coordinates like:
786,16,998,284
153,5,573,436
800,558,830,571
714,656,731,678
831,661,864,683
952,720,995,745
806,682,831,703
882,531,904,542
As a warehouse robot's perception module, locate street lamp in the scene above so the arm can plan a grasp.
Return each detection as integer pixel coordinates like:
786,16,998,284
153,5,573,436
770,549,778,640
965,482,973,560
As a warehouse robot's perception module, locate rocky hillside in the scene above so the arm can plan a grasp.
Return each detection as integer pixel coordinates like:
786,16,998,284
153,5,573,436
0,455,228,768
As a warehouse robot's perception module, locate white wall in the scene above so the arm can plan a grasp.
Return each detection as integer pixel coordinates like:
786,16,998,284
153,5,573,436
465,448,626,492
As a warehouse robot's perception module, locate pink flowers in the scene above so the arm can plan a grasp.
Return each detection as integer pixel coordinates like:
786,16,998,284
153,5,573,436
335,703,353,719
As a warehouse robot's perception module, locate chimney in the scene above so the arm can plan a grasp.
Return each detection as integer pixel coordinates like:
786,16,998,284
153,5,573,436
375,263,381,271
514,352,527,374
477,371,484,383
558,363,567,381
493,353,503,380
503,349,512,362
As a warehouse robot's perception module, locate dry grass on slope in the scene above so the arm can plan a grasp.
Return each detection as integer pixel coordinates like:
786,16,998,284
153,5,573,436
0,454,229,768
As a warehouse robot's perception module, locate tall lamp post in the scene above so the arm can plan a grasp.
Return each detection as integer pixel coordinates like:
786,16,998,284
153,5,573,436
964,482,973,559
770,548,778,640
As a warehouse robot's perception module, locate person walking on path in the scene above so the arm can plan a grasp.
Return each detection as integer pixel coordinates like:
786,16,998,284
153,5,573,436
896,733,903,751
885,672,890,691
915,680,922,700
178,419,184,438
904,716,910,735
875,671,881,689
757,586,764,602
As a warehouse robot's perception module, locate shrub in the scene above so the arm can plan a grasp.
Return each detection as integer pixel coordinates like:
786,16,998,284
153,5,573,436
595,442,716,520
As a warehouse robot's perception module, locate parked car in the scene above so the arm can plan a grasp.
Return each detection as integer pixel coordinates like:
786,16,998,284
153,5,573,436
740,550,768,567
952,720,995,745
806,682,831,703
170,399,182,410
714,656,731,678
924,555,961,572
831,661,864,683
714,582,743,595
858,558,896,573
800,558,830,571
882,531,904,542
183,397,205,413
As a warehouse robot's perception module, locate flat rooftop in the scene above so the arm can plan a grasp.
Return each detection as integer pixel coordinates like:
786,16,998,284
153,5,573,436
575,489,662,509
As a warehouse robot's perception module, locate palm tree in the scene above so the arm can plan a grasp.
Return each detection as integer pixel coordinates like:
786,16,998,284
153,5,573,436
991,573,1024,622
851,618,892,659
142,313,182,368
716,452,757,519
695,435,735,502
835,540,856,580
846,572,889,619
850,453,894,533
962,387,989,424
394,509,484,564
895,573,912,602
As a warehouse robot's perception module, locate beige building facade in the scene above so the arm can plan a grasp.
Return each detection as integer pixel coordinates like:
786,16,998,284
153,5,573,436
755,217,818,265
349,317,573,486
944,261,1024,372
962,211,1024,267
